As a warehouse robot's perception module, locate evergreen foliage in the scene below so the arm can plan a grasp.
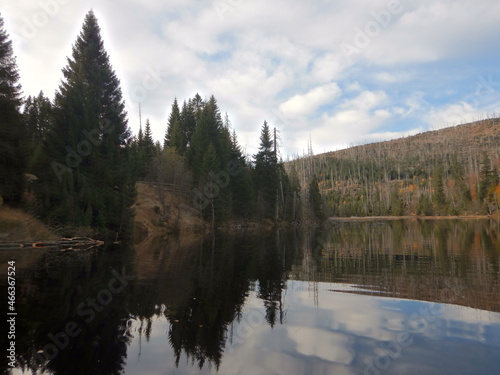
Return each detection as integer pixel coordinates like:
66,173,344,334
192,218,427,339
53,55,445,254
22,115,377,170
0,12,318,229
181,99,197,150
37,11,135,238
228,128,253,218
253,121,278,219
164,98,185,153
141,118,156,169
0,14,25,205
158,96,296,224
23,91,53,171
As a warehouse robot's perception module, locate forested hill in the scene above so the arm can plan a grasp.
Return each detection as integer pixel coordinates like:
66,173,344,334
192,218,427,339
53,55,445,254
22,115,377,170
287,119,500,217
328,118,500,163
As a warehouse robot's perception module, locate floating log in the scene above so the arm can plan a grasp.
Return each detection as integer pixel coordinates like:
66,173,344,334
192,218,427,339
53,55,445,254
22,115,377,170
0,237,104,251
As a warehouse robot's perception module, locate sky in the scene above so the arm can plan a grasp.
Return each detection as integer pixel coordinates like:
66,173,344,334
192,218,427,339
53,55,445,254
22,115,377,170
2,0,500,158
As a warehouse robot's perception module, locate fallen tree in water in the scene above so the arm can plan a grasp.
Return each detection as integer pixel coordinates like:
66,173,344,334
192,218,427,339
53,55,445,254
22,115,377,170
0,237,104,251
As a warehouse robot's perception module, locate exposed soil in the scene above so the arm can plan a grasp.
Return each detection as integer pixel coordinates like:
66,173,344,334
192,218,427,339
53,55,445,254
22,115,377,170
133,182,208,241
0,206,58,242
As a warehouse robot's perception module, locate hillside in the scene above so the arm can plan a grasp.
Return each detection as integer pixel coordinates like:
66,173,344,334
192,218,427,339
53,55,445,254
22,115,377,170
327,118,500,162
287,119,500,217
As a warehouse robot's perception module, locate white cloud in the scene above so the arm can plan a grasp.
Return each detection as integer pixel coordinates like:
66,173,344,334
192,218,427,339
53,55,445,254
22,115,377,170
365,0,500,64
279,83,341,117
373,71,412,84
2,0,500,155
345,81,362,92
340,90,388,111
310,53,350,83
287,327,355,365
424,102,483,130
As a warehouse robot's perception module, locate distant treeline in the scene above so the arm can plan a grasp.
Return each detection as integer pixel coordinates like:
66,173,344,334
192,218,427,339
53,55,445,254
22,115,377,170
0,11,321,239
287,119,500,217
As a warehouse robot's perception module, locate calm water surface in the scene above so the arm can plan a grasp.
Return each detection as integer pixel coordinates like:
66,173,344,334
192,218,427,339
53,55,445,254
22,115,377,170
1,219,500,375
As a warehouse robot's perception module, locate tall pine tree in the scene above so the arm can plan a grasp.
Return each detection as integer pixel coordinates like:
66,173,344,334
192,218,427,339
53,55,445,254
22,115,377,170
23,91,53,171
181,99,197,150
142,118,155,163
229,128,253,218
253,121,278,219
39,10,135,237
24,92,52,145
164,98,185,153
189,95,226,183
0,14,25,205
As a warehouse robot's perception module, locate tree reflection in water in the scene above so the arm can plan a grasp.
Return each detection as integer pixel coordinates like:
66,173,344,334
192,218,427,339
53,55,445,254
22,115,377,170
128,232,298,370
1,219,499,374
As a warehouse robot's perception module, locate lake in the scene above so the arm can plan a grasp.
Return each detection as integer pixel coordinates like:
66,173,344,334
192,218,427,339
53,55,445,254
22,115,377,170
2,219,500,375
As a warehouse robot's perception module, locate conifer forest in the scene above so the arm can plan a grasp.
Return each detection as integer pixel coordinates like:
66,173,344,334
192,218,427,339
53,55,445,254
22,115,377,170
1,10,499,240
0,11,304,239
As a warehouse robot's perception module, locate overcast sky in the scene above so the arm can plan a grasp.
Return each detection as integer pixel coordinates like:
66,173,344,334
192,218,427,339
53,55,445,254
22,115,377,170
2,0,500,157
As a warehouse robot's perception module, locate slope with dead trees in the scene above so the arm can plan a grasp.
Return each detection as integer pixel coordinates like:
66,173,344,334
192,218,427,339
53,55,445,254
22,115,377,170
286,119,500,217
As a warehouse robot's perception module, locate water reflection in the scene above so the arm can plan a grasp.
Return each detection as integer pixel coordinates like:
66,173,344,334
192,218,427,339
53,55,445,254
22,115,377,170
1,246,133,375
126,232,297,371
298,219,500,312
1,219,499,375
219,282,500,375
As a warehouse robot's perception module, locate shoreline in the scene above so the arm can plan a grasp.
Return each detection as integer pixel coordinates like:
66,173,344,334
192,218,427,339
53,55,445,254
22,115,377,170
328,215,499,222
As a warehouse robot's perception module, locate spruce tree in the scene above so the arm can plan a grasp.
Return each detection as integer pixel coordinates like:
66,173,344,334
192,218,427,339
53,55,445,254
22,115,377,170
164,98,186,154
132,118,156,179
253,121,278,219
191,93,204,118
164,99,179,145
143,118,155,161
181,99,197,150
137,123,144,144
188,95,238,221
24,91,52,145
39,10,135,237
23,91,53,171
189,95,225,183
0,14,25,204
229,128,253,218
